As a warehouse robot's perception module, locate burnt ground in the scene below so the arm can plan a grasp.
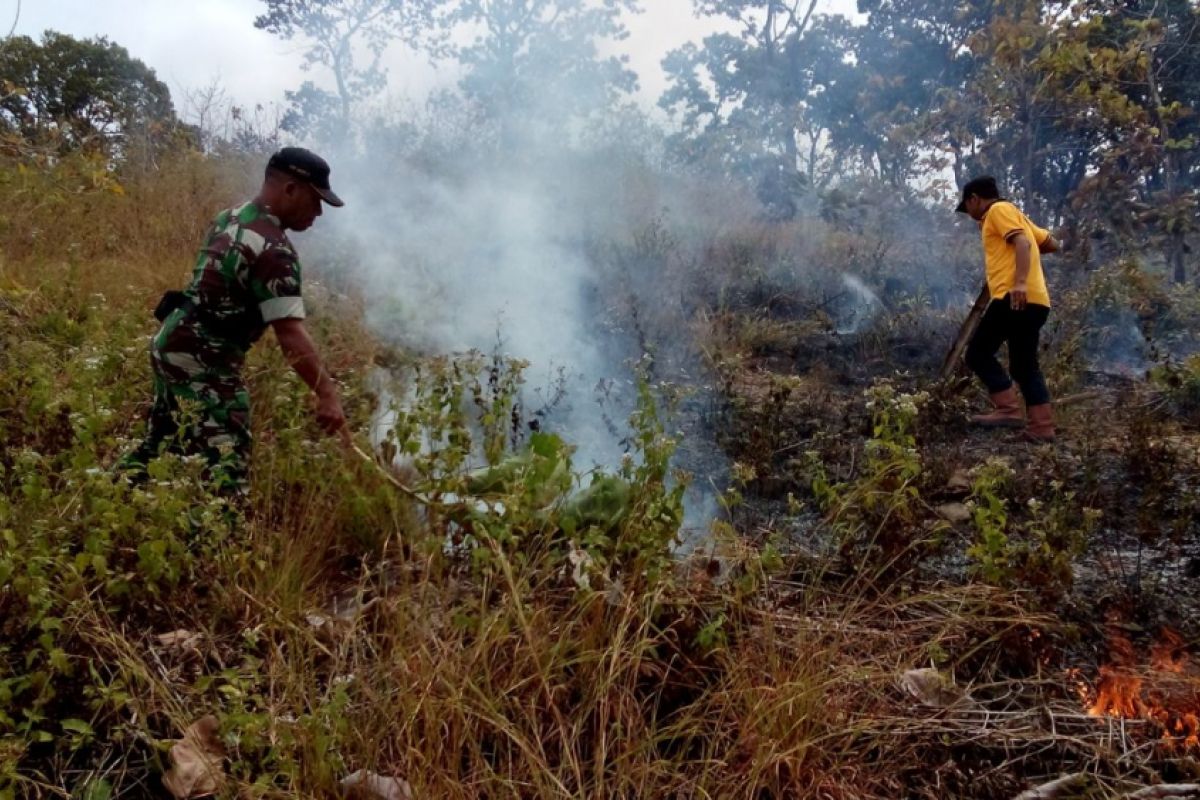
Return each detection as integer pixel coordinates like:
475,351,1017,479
713,322,1200,613
592,251,1200,792
701,318,1200,782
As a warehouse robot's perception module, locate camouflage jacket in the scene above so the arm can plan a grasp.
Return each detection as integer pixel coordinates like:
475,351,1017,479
154,201,305,370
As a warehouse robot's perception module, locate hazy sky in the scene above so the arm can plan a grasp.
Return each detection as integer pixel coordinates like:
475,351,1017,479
6,1,861,123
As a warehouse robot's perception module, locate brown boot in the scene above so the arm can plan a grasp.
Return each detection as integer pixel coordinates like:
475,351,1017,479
1020,403,1056,442
970,387,1025,429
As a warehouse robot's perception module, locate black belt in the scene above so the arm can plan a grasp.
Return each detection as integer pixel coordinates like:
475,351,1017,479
154,290,264,350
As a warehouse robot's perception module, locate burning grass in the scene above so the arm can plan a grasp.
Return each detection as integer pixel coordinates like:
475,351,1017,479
1081,623,1200,754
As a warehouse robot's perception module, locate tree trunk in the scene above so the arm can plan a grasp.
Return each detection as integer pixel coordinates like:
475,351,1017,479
1022,98,1038,220
1169,232,1186,284
1145,47,1186,283
333,36,353,135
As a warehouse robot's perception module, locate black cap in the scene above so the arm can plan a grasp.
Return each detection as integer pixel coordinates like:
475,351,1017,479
955,175,1000,213
267,147,344,207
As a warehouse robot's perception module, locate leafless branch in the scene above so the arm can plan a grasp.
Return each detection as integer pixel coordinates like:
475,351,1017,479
6,0,20,39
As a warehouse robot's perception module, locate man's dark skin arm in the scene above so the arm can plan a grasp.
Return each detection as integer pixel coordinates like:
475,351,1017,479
271,317,348,441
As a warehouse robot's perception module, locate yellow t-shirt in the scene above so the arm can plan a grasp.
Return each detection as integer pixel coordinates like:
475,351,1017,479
980,201,1052,307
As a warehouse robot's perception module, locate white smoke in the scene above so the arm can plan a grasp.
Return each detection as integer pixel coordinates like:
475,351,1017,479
837,272,882,334
306,132,647,473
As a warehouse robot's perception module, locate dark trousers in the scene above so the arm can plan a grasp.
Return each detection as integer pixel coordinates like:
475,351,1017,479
965,297,1052,406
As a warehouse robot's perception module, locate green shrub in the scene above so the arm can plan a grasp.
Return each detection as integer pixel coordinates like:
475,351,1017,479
807,380,940,577
967,460,1096,606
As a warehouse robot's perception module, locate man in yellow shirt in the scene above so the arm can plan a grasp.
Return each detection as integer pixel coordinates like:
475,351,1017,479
956,176,1061,442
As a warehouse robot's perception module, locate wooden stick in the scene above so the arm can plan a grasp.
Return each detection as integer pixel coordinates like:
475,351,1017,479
348,441,457,510
940,283,992,382
1055,390,1104,407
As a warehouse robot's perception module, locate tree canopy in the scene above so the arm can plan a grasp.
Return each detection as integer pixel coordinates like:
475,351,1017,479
448,0,639,144
656,0,1200,278
0,31,176,155
11,1,1197,280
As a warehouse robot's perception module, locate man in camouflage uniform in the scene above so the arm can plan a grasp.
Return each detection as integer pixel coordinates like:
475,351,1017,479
122,147,348,495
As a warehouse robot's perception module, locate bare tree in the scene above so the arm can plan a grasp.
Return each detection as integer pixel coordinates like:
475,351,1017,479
255,0,443,138
183,79,232,152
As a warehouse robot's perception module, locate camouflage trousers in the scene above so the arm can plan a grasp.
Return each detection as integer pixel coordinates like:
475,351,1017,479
121,344,252,497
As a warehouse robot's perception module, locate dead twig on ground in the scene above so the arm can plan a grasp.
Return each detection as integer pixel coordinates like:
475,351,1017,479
1011,772,1090,800
1126,786,1200,799
1056,390,1105,407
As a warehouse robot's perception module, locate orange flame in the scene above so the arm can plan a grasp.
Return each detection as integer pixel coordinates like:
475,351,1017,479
1088,666,1144,719
1151,628,1188,674
1082,625,1199,751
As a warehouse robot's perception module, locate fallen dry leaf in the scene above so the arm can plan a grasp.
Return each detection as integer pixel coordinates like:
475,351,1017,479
156,630,200,648
162,715,225,799
341,769,413,800
1125,786,1200,800
935,503,972,523
155,630,203,660
305,611,335,629
567,542,594,591
898,668,976,709
945,468,972,495
1011,772,1091,800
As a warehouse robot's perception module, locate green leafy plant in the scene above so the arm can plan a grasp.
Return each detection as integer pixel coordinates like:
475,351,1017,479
807,381,934,577
967,461,1096,606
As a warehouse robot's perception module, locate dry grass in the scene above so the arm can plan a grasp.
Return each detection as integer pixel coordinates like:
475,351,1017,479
62,542,1092,798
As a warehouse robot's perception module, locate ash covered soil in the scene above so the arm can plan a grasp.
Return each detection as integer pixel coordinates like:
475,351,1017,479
714,317,1200,623
696,312,1200,787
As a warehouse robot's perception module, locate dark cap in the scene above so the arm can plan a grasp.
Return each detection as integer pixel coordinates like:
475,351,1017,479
267,147,344,207
955,175,1000,213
